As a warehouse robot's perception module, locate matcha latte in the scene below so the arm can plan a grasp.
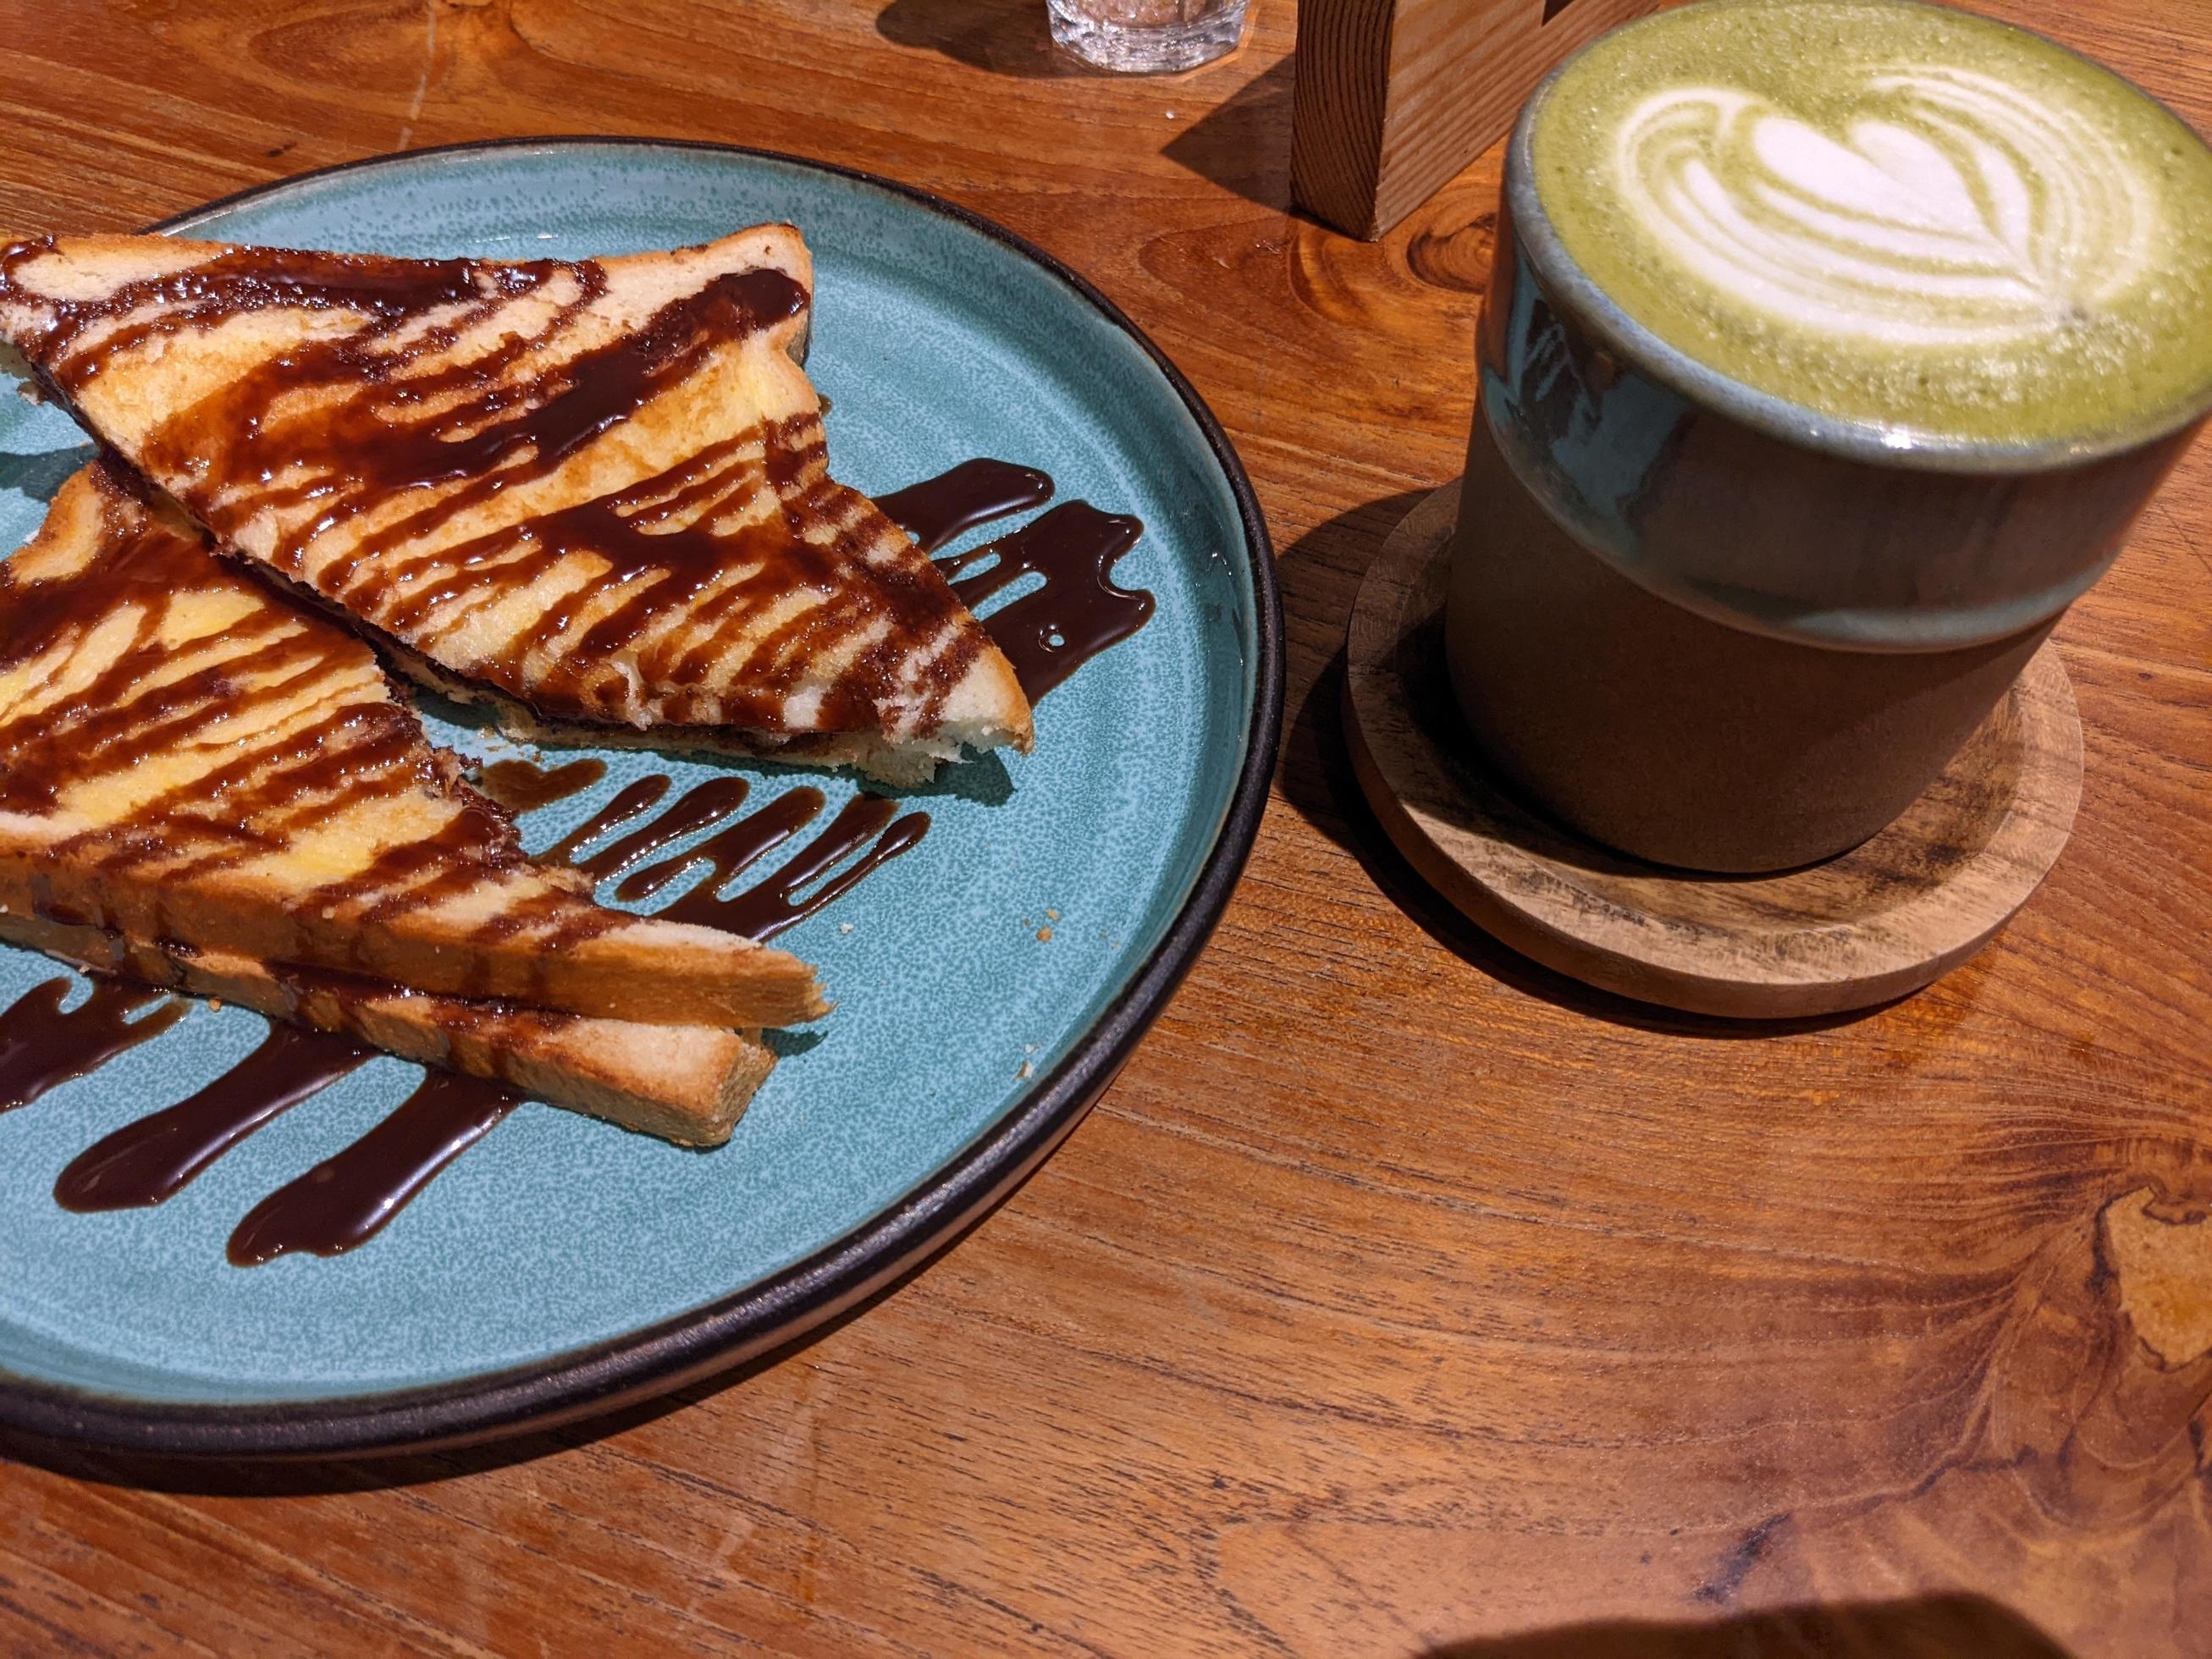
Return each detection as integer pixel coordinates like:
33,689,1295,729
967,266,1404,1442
1528,0,2212,448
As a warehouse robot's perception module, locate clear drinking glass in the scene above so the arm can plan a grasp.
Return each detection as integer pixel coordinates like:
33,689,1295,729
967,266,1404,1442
1046,0,1247,72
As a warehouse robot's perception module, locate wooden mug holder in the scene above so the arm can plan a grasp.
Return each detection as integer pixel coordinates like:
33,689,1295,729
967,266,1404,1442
1290,0,1666,240
1342,485,2086,1018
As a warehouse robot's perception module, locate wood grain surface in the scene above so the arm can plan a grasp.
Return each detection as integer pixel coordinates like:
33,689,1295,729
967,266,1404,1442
1343,483,2087,1018
3,1,2209,1653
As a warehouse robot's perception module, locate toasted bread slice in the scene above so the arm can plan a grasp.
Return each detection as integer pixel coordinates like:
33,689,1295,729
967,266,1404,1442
0,464,824,1028
0,228,1034,784
3,909,771,1146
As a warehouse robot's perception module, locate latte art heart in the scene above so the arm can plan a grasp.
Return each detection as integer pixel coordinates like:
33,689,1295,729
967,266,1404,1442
1613,69,2157,348
1527,0,2212,444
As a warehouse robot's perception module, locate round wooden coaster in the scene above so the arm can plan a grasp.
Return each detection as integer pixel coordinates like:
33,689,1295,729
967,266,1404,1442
1343,483,2085,1018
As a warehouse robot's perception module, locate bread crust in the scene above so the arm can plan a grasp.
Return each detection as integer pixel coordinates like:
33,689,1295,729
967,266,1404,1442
0,909,773,1147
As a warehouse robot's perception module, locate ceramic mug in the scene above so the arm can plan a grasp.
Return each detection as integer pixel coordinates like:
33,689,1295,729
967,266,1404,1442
1444,58,2212,874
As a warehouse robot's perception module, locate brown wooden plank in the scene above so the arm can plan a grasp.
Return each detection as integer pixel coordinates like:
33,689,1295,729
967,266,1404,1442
1290,0,1663,237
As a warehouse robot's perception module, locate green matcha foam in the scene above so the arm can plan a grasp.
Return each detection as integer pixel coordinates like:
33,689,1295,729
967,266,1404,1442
1529,0,2212,448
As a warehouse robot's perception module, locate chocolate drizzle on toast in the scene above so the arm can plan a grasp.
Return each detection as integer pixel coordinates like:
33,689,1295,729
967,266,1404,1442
0,471,623,960
0,465,825,1026
0,235,1020,749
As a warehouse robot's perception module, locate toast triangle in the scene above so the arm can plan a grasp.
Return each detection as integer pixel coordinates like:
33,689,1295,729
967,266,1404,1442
0,227,1034,784
0,463,825,1031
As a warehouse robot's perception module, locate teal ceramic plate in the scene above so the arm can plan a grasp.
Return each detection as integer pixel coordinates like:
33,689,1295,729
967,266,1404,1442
0,140,1278,1455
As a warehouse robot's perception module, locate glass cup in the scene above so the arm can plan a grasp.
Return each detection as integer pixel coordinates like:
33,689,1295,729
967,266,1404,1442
1046,0,1246,73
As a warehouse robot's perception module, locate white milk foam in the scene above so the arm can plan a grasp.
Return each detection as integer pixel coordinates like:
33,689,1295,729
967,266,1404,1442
1608,67,2157,349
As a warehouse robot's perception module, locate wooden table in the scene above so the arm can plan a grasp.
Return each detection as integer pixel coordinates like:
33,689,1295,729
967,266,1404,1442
5,1,2209,1651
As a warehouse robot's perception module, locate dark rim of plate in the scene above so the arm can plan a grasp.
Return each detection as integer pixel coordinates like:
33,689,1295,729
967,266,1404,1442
0,136,1284,1461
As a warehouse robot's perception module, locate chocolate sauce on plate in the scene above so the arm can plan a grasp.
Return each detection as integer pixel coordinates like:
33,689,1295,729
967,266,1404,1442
542,774,673,868
879,457,1055,553
226,1069,520,1266
0,403,1150,1260
874,459,1157,700
546,774,930,942
946,502,1155,701
56,1024,372,1211
576,776,755,883
0,760,931,1260
613,786,820,904
697,794,929,943
0,975,185,1111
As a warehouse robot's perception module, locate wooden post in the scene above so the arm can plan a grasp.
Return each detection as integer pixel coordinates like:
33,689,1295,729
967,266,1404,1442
1290,0,1665,240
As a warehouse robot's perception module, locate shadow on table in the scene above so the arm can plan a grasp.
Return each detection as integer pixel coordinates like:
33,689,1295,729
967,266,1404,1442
1271,487,1902,1041
1424,1593,2073,1657
0,1182,1015,1496
1160,53,1297,212
874,0,1082,77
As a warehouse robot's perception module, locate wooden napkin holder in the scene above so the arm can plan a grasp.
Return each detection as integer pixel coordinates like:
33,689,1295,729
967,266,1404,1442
1290,0,1665,240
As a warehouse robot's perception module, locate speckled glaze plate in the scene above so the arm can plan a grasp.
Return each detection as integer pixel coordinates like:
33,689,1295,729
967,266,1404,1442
0,140,1278,1455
